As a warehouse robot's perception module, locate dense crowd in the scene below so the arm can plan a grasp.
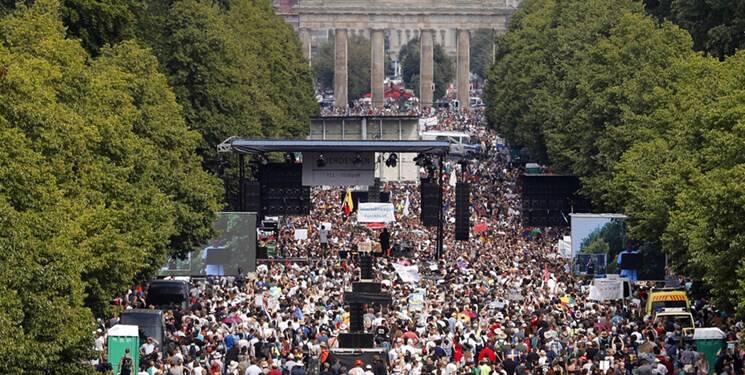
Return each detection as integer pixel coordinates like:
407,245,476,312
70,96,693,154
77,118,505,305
319,104,421,117
97,108,744,375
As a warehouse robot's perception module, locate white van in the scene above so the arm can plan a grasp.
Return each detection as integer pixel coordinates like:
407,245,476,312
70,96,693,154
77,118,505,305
420,131,481,157
470,97,484,108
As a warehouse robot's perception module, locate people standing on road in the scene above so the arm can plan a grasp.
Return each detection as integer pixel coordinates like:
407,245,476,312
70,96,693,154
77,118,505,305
319,225,330,255
98,106,745,375
119,348,134,375
379,228,391,257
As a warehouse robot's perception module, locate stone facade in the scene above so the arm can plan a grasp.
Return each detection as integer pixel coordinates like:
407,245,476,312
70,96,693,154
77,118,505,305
294,0,520,109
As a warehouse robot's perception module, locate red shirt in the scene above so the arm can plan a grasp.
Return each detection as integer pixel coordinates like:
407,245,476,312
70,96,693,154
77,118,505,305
453,344,464,362
478,347,497,363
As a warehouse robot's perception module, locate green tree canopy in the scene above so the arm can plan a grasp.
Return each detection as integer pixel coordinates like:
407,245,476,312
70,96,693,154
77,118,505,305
312,34,393,102
486,0,745,315
398,37,454,100
313,34,372,102
135,0,316,174
643,0,745,60
470,29,495,81
0,1,220,372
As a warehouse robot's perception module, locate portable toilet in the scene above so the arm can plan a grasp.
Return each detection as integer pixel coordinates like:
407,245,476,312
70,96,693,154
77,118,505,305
693,327,726,374
525,163,542,174
108,324,140,375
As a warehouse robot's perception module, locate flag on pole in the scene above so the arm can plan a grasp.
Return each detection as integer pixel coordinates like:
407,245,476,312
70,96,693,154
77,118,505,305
402,193,411,217
342,189,354,216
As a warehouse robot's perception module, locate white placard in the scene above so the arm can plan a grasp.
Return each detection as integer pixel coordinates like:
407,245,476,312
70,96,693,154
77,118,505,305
294,229,308,241
588,278,624,301
393,263,420,283
357,203,396,223
408,291,425,311
302,152,375,186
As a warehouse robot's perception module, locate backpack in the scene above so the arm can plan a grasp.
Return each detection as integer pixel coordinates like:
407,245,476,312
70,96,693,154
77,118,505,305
120,356,133,375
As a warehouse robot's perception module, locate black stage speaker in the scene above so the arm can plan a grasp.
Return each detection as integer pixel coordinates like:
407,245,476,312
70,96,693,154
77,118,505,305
352,282,382,294
348,303,364,332
420,182,440,227
521,174,590,227
379,191,390,203
359,255,374,280
242,181,261,212
455,182,470,241
256,246,268,260
338,333,374,349
368,178,380,203
620,253,643,270
259,164,311,216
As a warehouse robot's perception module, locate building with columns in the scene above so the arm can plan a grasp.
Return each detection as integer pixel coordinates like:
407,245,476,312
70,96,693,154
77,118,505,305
293,0,521,109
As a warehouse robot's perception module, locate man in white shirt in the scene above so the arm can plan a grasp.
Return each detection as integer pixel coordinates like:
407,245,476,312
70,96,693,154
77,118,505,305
284,354,298,373
244,362,262,375
140,337,158,356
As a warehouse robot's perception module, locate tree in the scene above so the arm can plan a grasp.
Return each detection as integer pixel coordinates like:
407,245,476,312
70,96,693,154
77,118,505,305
0,2,220,372
313,34,371,102
470,29,495,81
552,11,693,200
135,0,316,175
312,34,393,102
484,0,693,196
607,51,745,313
485,0,643,163
642,0,745,60
60,0,135,56
398,37,454,100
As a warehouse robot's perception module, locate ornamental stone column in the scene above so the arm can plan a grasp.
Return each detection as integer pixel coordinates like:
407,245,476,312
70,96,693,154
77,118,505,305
457,29,471,110
419,29,434,107
371,29,386,108
334,28,348,107
299,28,312,64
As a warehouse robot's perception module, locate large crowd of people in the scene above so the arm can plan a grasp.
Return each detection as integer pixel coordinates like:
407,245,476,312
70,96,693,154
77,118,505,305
97,107,744,375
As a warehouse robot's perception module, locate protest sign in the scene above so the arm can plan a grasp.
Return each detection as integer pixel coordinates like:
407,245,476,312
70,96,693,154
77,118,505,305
392,263,420,283
357,203,396,223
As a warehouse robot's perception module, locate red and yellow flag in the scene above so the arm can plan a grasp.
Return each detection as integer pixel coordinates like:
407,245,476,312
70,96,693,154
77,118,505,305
342,189,354,215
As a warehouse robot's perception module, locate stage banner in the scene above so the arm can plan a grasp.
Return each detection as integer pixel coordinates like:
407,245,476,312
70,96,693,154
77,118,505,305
357,203,396,223
302,152,374,186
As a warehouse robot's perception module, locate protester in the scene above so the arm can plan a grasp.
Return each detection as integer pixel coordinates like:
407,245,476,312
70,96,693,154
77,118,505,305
99,106,744,375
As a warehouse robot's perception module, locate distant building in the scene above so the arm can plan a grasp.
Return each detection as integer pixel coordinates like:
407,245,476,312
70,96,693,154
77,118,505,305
272,0,299,30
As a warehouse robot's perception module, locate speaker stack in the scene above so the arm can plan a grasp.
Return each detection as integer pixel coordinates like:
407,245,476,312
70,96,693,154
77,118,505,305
368,178,380,203
241,181,261,212
420,182,440,227
259,164,311,216
455,182,470,241
521,174,590,227
359,255,374,280
348,302,365,333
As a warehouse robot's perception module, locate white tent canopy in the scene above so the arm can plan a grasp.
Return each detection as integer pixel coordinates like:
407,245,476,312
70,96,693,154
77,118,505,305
693,327,726,340
108,324,139,337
